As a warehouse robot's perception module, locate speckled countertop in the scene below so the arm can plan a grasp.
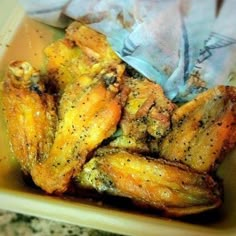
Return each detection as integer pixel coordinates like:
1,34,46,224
0,210,121,236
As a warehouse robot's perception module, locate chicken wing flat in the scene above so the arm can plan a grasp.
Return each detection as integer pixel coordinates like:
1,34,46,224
110,77,176,153
2,61,57,174
76,147,222,217
44,21,122,92
159,85,236,173
31,69,123,194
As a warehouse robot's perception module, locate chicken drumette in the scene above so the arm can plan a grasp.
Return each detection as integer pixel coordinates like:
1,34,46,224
2,61,57,174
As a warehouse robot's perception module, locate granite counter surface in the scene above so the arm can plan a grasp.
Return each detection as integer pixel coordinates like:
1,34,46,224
0,210,121,236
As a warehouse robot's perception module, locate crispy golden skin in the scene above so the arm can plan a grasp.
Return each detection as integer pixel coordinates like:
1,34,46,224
2,23,232,218
44,21,122,92
77,147,222,217
110,78,176,153
44,38,83,91
65,21,119,63
31,70,123,194
2,61,57,173
159,86,236,173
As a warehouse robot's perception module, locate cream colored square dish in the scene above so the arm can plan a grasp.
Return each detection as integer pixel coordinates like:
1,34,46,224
0,1,236,236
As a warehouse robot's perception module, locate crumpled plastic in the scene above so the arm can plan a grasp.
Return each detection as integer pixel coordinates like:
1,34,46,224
19,0,236,101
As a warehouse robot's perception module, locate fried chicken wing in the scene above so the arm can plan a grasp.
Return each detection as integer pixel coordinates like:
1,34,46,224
44,21,122,92
65,21,119,63
2,21,232,218
159,85,236,173
31,70,123,194
77,147,222,217
44,38,83,92
2,61,57,173
110,77,176,153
